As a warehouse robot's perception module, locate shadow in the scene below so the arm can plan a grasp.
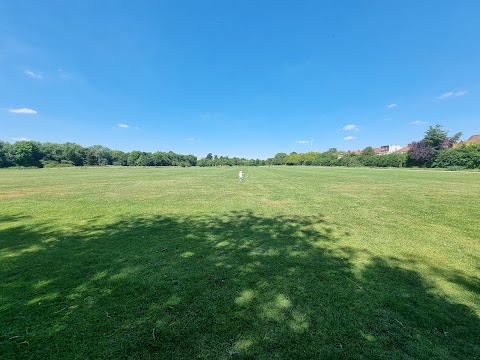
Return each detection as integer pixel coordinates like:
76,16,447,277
1,211,479,359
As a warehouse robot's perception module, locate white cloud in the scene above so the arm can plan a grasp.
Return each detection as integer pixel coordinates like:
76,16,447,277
12,137,29,141
200,112,223,120
117,124,129,128
344,136,356,140
298,140,309,144
386,103,397,109
342,124,358,131
8,108,37,114
437,92,454,99
57,69,69,79
437,91,467,100
411,120,427,125
25,70,43,79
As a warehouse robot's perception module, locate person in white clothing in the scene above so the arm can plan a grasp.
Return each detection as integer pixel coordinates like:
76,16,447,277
238,171,244,181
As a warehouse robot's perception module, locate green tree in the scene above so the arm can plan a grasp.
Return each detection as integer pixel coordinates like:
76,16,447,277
64,143,85,166
127,151,142,166
40,142,64,163
0,141,12,168
272,152,287,165
407,125,462,167
11,141,43,167
111,150,128,166
433,143,480,169
83,149,98,166
89,145,112,165
361,146,375,156
424,124,462,150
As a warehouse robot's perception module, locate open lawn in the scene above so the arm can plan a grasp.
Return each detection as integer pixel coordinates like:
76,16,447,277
1,166,479,359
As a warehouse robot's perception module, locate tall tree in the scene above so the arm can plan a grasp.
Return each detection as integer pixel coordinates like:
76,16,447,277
407,125,462,167
0,141,12,168
11,141,43,167
424,124,462,150
361,146,375,156
64,143,85,166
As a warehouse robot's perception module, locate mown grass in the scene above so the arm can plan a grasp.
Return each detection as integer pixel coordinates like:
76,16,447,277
1,166,479,359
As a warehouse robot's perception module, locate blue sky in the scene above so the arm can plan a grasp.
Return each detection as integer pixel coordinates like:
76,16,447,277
1,1,479,159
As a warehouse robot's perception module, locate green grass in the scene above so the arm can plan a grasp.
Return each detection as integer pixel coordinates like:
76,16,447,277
1,166,479,359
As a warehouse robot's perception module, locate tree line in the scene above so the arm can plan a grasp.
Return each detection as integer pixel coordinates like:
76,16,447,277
1,125,479,169
0,142,197,168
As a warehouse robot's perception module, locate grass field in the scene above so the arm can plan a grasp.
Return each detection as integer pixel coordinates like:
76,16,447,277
1,166,479,359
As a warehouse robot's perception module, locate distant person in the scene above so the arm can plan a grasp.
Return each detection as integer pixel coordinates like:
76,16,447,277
239,171,244,182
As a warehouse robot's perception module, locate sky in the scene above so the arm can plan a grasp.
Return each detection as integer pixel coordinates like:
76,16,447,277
1,1,479,159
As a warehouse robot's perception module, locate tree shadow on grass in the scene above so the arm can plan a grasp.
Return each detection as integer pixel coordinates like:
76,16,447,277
1,211,479,359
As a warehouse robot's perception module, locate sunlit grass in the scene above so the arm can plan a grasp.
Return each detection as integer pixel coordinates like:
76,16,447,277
1,166,479,358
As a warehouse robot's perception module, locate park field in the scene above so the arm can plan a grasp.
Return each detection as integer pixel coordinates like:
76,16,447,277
1,166,479,359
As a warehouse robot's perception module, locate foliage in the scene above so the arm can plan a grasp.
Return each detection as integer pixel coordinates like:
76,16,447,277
1,124,479,169
0,141,12,168
10,141,43,167
433,143,480,169
408,125,463,167
361,146,375,156
407,140,436,167
272,152,287,165
424,124,461,150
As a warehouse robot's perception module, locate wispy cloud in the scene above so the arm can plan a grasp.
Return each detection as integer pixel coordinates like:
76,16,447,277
186,138,195,141
117,124,129,128
8,108,37,114
386,103,397,109
342,124,358,131
12,137,29,141
25,69,43,79
411,120,427,125
57,69,69,79
200,112,223,120
437,91,467,100
344,136,356,140
298,140,309,144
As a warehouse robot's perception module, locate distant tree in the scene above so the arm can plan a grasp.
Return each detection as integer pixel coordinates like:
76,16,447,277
272,152,287,165
0,141,12,168
433,143,480,169
327,148,338,153
337,152,360,167
135,153,152,166
407,140,436,166
361,146,375,156
40,142,65,163
64,143,85,166
424,124,462,150
11,141,43,167
83,149,98,166
127,151,142,166
407,125,462,167
89,145,112,165
111,150,128,166
285,152,301,165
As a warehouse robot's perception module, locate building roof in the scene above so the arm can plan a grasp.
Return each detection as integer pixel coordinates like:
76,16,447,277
374,147,389,154
394,145,411,153
464,134,480,144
